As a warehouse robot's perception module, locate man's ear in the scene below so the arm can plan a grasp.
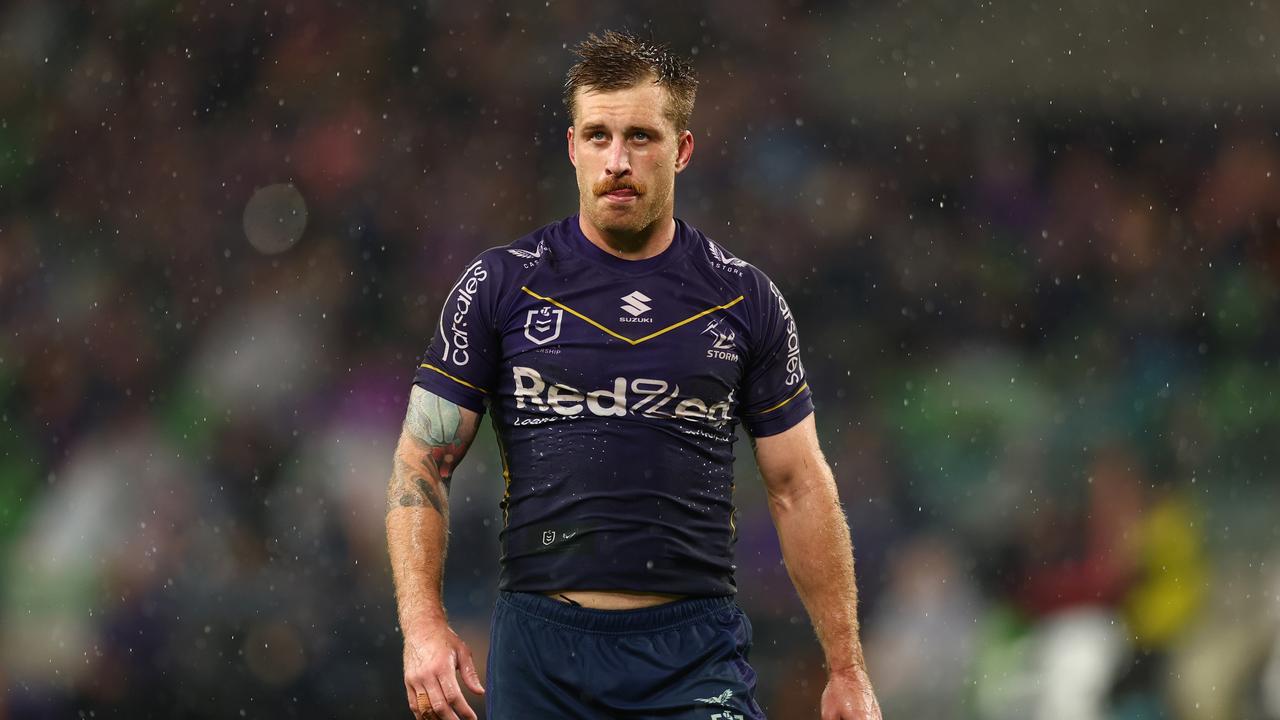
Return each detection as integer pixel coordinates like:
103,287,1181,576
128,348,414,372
674,130,694,174
567,126,576,167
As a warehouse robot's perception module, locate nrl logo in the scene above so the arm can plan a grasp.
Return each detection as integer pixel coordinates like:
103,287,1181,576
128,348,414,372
524,306,563,345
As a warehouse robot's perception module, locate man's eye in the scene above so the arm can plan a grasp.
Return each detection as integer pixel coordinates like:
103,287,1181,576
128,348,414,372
591,131,606,141
633,132,649,141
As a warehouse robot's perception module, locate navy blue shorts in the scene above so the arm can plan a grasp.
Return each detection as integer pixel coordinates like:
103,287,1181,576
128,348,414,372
486,591,766,719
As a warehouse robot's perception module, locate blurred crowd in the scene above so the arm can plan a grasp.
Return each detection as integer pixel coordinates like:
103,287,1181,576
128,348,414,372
2,1,1279,719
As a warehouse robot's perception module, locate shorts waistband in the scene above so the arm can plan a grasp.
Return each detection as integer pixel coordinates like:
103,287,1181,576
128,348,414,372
497,591,734,634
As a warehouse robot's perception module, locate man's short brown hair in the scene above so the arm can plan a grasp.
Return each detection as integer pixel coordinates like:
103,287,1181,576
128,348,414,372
563,31,699,132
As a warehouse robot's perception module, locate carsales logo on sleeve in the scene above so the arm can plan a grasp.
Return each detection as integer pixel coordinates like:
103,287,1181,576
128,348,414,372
440,260,489,367
769,281,805,386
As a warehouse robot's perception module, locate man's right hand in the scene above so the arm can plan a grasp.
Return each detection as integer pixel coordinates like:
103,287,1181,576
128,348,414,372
402,622,485,720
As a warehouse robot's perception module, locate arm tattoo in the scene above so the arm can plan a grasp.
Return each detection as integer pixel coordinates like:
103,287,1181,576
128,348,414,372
407,390,467,486
392,473,446,515
387,386,471,516
405,388,462,448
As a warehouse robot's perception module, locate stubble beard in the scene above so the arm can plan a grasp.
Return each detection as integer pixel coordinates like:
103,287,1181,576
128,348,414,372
579,183,671,255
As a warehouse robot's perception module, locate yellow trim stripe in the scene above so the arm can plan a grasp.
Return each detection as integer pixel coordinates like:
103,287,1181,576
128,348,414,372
520,286,744,346
729,481,738,537
419,363,489,394
493,428,512,530
746,382,809,416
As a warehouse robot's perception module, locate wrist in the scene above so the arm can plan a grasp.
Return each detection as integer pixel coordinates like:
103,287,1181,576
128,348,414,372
827,660,869,680
400,609,449,639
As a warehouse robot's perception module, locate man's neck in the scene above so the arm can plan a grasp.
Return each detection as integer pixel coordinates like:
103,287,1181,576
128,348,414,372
578,214,676,261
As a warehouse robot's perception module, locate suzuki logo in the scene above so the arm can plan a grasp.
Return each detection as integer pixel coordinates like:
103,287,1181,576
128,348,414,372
620,291,652,317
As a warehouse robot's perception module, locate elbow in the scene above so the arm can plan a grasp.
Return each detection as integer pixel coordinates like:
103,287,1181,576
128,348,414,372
765,468,839,516
765,472,812,514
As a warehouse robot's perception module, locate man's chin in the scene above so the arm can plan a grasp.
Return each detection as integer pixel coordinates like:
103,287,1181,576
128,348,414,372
598,220,648,237
587,207,646,234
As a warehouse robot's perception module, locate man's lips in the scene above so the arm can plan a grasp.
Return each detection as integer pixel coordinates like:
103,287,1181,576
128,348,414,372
593,178,642,203
603,189,638,198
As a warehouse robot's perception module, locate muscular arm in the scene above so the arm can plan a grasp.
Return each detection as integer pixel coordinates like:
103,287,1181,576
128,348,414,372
386,385,485,718
386,384,481,631
754,413,881,719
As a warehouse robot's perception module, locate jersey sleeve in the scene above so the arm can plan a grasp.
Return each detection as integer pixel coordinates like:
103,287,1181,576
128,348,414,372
412,253,503,414
738,273,814,437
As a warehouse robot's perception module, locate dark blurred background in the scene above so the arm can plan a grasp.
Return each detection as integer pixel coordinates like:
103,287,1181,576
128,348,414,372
3,1,1280,718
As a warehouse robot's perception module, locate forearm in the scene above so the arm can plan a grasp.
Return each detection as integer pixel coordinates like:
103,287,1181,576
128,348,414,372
386,457,451,636
384,386,477,637
768,477,865,675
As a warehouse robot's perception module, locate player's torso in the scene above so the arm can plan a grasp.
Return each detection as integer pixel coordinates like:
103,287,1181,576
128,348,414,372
491,235,751,442
485,227,752,593
415,217,804,594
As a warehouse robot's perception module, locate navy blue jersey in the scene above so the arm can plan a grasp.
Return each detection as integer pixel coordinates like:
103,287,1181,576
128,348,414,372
413,216,813,596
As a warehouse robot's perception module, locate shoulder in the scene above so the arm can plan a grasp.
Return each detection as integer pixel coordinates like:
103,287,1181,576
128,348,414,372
684,221,780,306
493,225,556,267
459,218,568,284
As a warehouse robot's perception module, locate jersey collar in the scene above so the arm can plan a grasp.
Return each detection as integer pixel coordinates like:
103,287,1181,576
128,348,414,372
565,214,691,276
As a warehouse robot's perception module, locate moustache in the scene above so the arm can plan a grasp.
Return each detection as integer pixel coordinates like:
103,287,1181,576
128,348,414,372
593,179,644,196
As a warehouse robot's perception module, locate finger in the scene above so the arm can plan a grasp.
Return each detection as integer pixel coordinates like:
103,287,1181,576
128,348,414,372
439,666,478,720
425,678,461,720
413,687,430,718
457,643,485,695
405,681,421,717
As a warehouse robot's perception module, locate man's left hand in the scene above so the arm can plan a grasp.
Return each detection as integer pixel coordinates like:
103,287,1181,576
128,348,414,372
820,666,882,720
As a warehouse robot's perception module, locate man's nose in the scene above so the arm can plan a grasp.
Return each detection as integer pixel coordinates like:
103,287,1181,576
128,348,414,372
605,138,631,177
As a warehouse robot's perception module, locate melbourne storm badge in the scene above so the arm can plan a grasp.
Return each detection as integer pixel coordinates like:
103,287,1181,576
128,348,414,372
524,306,563,345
